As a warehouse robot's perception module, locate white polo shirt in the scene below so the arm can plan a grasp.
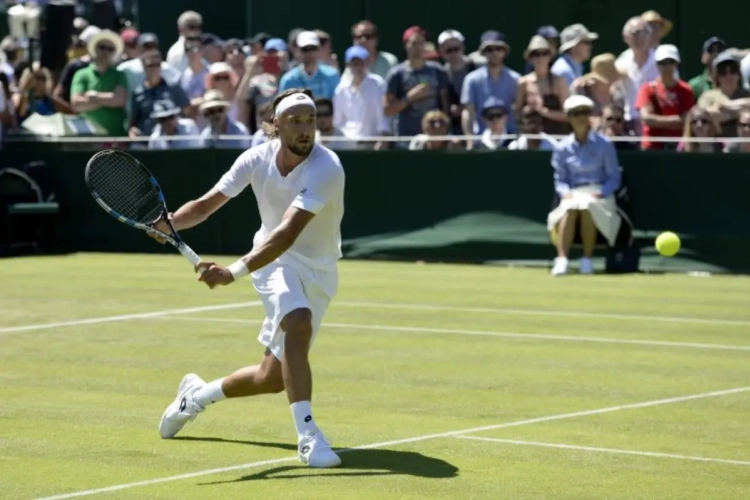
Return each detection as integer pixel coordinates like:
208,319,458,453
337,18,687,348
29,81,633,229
333,73,389,140
615,49,677,121
216,140,345,271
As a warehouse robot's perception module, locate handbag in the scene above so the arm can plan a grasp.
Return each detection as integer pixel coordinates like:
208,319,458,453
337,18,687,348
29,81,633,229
606,244,641,274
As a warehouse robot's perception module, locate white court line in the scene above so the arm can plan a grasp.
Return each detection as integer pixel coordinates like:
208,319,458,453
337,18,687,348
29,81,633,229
167,316,750,352
454,435,750,467
336,301,750,327
0,302,259,335
37,385,750,500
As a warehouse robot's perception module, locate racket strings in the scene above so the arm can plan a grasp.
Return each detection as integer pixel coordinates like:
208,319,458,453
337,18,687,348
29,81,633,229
88,152,164,224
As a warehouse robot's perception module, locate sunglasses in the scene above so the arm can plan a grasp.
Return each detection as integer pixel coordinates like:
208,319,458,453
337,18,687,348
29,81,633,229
529,50,551,58
144,61,161,68
605,116,623,123
443,46,462,54
657,59,677,66
482,46,504,54
213,74,230,82
568,110,591,117
485,112,506,121
203,108,224,117
691,118,709,126
96,45,115,52
301,46,318,53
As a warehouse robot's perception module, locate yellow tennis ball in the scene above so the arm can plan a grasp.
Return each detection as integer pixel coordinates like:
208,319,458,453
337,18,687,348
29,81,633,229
655,231,681,257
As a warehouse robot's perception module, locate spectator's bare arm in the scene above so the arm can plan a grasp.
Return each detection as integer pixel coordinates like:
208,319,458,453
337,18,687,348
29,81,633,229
461,103,476,149
639,101,683,130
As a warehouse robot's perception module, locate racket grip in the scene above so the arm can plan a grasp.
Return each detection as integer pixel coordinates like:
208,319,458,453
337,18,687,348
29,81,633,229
178,243,205,274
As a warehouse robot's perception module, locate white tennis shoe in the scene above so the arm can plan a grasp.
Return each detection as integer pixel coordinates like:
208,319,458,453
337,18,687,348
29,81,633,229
159,373,206,439
551,257,569,276
298,432,341,468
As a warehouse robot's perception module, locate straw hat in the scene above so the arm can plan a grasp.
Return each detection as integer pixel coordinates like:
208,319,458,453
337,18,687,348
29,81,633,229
581,53,618,85
87,29,124,59
523,35,556,60
641,10,673,36
199,89,231,112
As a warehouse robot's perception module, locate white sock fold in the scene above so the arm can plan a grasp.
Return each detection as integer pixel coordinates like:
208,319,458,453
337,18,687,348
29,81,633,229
291,400,318,438
193,378,226,407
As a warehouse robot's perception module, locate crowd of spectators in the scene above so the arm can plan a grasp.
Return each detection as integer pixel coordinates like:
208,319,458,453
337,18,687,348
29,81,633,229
1,9,750,152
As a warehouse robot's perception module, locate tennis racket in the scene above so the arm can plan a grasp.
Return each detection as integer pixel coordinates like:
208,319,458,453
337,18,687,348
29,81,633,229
84,149,202,268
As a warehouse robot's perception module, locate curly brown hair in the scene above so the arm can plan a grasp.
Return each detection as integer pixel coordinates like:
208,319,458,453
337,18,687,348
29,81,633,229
261,88,315,138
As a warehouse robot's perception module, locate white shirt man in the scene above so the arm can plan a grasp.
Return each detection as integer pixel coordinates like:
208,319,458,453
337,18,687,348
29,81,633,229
333,45,389,147
155,91,345,470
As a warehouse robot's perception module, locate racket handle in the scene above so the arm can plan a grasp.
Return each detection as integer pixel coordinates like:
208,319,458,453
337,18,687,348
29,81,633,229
178,243,206,274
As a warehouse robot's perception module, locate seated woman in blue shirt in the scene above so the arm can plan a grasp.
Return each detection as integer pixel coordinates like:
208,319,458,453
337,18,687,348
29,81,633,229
12,63,57,123
547,95,622,276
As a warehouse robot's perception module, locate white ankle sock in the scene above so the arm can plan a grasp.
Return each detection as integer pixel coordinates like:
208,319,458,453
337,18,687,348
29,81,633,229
290,400,318,438
193,378,226,407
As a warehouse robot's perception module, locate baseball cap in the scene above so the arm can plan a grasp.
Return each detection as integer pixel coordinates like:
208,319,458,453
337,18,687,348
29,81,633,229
79,26,102,44
703,36,727,53
713,49,741,68
437,29,464,46
563,95,595,113
481,96,508,114
138,33,159,47
250,32,271,46
201,33,224,47
264,38,287,53
537,25,559,39
120,28,139,45
654,44,680,63
345,45,369,63
402,26,426,43
296,30,320,48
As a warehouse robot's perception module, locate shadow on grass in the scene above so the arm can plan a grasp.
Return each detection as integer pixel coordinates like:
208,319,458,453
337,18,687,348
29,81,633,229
172,436,459,484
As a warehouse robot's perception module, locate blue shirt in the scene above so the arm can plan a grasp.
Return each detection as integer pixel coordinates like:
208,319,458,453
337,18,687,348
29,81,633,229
130,79,189,135
460,66,520,133
552,132,621,197
386,61,449,136
278,64,340,99
200,119,251,149
550,54,582,87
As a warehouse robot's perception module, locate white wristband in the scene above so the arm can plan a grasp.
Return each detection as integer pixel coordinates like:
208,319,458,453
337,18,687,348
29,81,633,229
227,260,249,281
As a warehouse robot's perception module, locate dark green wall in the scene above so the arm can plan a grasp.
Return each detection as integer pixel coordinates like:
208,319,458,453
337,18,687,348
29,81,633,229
5,145,750,272
135,0,750,80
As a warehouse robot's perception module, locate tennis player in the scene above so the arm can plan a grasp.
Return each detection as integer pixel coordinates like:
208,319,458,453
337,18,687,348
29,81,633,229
151,88,345,468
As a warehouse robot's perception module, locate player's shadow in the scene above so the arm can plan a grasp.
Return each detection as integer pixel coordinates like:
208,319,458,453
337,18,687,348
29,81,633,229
174,437,458,484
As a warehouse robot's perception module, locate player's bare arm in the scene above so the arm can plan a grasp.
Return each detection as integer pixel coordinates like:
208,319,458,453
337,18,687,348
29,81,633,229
196,206,316,289
149,187,230,244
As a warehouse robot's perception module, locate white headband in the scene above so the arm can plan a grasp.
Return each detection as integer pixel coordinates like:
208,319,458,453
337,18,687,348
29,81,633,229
275,93,316,117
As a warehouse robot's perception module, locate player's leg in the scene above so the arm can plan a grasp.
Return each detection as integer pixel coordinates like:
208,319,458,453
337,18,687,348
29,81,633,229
278,306,340,468
158,350,284,439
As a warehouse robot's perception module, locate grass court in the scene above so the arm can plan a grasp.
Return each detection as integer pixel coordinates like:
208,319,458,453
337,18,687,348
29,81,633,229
1,253,749,499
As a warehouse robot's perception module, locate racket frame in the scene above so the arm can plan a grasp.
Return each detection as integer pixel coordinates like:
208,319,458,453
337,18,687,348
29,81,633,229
85,150,202,267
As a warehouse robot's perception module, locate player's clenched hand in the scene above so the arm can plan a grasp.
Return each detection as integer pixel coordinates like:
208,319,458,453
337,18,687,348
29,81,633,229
195,261,234,289
147,213,173,244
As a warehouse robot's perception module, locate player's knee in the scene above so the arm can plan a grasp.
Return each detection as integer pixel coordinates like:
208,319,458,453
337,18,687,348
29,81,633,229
281,308,313,347
261,370,285,393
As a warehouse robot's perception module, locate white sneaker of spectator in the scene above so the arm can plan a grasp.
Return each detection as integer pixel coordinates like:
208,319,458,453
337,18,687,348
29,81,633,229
551,257,569,276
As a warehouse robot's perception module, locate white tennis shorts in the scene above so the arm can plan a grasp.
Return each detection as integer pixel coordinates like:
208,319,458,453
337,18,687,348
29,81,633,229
252,261,338,360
